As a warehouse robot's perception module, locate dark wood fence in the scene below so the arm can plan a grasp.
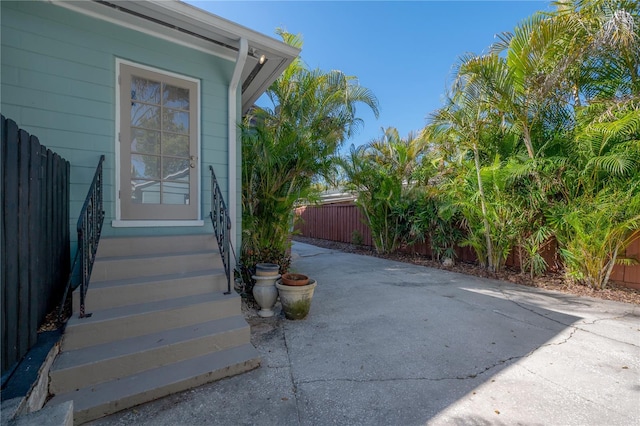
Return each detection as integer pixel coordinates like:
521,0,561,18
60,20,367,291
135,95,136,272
295,204,640,289
1,115,70,377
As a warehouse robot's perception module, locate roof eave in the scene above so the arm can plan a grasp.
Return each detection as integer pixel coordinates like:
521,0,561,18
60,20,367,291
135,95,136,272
50,0,299,112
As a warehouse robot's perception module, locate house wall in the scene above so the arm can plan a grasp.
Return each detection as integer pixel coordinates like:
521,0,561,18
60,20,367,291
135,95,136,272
1,1,241,246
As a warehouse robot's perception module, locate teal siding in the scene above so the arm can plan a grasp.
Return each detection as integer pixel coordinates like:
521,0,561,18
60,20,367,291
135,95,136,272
1,1,239,243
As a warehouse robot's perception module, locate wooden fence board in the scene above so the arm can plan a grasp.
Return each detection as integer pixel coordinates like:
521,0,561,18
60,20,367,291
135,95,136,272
1,116,70,376
623,235,640,287
28,135,41,354
0,118,4,374
40,145,49,322
44,149,53,319
295,203,639,289
3,118,20,373
52,153,60,319
0,117,4,375
18,129,32,356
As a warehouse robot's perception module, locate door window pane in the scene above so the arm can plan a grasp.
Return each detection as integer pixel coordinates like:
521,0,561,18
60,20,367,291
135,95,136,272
131,179,160,204
162,181,190,205
162,109,189,134
131,129,160,155
131,154,160,180
131,104,160,129
163,84,189,110
131,77,160,104
162,134,189,157
163,158,190,181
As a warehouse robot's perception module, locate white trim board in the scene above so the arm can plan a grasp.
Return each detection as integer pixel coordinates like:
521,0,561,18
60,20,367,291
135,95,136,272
52,0,237,62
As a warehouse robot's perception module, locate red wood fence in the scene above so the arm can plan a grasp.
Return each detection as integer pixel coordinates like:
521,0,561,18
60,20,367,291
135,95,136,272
294,204,640,290
295,204,373,246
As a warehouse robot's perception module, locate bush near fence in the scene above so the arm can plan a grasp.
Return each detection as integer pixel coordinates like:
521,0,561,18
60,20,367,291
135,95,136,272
1,115,71,377
294,204,640,290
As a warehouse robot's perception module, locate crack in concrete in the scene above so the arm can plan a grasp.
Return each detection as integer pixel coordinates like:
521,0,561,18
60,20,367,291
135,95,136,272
498,287,639,348
498,287,573,327
573,315,640,348
293,355,526,387
582,313,636,325
282,324,302,426
541,327,578,347
298,251,334,258
279,316,551,390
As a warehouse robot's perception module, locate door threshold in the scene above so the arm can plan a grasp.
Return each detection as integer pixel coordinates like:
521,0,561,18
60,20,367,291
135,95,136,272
112,220,205,228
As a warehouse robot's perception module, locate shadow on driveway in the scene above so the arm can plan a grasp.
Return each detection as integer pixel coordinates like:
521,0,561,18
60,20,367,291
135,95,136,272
91,242,640,426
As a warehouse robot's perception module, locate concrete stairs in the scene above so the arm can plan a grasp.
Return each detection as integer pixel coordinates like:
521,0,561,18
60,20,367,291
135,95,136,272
46,235,260,425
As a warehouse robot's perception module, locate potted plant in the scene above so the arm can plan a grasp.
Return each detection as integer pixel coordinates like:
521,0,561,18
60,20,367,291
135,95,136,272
281,272,309,286
251,263,281,318
276,274,317,320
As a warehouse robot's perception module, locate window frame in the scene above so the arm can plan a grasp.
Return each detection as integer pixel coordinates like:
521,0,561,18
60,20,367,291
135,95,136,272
113,58,203,227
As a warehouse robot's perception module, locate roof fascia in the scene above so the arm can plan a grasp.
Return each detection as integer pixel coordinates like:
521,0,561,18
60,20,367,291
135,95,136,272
50,0,300,113
50,0,299,62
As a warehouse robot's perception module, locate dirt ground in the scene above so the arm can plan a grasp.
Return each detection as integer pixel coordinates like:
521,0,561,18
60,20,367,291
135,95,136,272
293,236,640,305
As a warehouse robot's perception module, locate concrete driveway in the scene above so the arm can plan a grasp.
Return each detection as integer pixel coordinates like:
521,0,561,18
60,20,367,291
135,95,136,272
91,241,640,426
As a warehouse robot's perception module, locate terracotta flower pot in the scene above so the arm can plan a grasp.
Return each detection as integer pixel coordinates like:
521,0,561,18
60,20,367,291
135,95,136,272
276,279,317,320
281,273,309,286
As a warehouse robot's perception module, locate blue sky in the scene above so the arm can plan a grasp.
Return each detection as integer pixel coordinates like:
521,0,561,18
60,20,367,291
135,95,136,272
187,1,552,150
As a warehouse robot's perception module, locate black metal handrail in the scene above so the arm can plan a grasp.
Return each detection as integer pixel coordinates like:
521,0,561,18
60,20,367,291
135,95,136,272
209,165,232,294
59,155,105,320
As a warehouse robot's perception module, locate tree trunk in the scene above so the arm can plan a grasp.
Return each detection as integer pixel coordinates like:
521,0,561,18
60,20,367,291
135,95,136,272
522,124,535,159
601,244,620,290
473,143,494,271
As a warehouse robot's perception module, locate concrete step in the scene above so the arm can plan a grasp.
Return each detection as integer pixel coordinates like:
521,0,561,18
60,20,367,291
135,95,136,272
72,268,228,312
90,250,223,283
47,343,260,425
62,292,240,351
50,315,250,395
8,401,73,426
97,234,218,258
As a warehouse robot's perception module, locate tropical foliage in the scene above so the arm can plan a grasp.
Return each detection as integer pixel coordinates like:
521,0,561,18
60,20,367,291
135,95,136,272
340,0,640,288
241,30,379,272
340,128,428,253
243,2,638,290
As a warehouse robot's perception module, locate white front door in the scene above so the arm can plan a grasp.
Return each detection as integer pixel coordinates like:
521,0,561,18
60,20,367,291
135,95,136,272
119,63,199,220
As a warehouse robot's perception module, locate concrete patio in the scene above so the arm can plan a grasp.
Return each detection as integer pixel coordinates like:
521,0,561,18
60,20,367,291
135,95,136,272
89,241,639,426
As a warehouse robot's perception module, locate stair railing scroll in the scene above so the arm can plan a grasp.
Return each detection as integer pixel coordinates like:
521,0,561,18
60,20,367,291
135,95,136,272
59,155,105,320
209,165,237,295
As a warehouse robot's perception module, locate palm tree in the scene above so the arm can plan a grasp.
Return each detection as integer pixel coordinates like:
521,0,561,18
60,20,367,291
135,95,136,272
547,179,640,289
340,127,427,254
241,30,379,270
427,82,502,270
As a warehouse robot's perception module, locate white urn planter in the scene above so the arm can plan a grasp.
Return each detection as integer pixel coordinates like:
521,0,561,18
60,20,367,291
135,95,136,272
276,279,317,320
255,262,280,276
252,274,280,317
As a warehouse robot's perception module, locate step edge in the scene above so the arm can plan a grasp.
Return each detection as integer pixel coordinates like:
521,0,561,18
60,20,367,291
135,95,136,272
50,327,251,394
87,269,226,289
52,316,250,372
95,250,220,262
62,296,241,351
48,344,260,421
66,292,238,327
